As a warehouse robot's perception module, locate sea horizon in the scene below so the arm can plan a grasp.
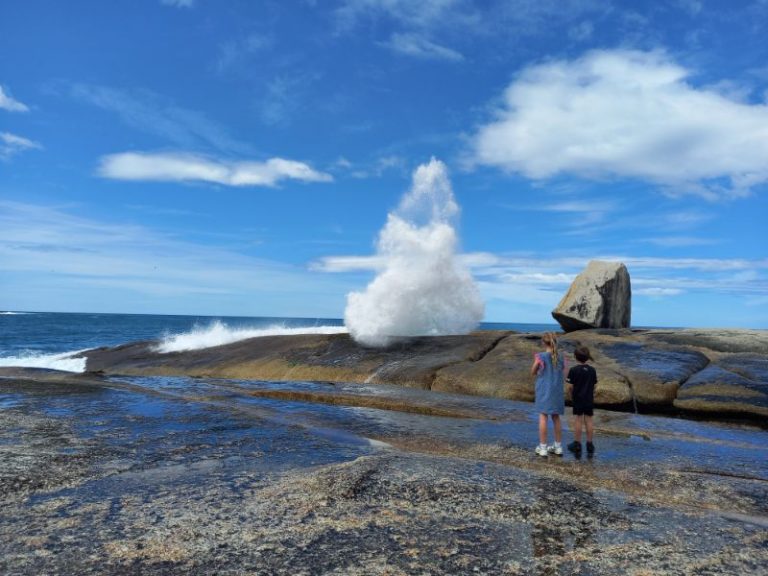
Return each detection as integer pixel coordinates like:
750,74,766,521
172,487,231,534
5,308,759,331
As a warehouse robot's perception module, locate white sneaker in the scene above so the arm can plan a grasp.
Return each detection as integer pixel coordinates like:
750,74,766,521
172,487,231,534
535,444,548,456
548,443,563,456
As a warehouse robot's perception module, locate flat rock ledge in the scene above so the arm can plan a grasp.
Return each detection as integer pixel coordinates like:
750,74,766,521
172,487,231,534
80,328,768,422
1,366,767,575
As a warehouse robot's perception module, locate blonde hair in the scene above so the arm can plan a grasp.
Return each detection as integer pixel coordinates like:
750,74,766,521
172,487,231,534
542,332,560,366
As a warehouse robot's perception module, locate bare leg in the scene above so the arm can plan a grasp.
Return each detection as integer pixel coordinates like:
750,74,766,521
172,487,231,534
552,414,562,444
574,415,583,443
586,416,594,443
538,414,547,445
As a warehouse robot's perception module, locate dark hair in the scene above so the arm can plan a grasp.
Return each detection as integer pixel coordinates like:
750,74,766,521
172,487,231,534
574,346,592,363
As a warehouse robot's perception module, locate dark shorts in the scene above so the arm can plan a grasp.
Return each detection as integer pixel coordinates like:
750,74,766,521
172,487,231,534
573,405,593,416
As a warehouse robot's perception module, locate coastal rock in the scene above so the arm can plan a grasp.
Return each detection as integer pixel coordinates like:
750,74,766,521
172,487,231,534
80,328,768,421
2,368,767,574
644,329,768,354
431,333,634,408
597,341,709,406
83,332,506,390
674,355,768,418
552,261,631,332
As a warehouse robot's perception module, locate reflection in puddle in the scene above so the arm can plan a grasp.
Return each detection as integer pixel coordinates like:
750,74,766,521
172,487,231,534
0,394,23,409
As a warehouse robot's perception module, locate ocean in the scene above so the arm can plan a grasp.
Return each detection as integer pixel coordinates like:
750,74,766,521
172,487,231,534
0,311,559,373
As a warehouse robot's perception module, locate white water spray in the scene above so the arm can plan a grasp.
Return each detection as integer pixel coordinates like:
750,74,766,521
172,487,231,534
344,158,484,347
153,321,348,353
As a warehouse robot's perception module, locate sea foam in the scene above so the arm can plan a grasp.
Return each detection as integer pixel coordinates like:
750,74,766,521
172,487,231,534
344,158,484,347
153,320,348,353
0,351,87,372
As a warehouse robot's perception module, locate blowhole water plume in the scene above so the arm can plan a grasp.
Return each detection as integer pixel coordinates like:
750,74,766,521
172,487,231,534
344,158,484,347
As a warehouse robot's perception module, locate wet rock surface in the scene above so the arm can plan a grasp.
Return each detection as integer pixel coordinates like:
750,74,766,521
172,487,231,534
1,368,767,575
675,355,768,418
81,328,768,420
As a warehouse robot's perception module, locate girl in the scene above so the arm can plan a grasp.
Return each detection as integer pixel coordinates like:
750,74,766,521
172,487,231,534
530,332,566,456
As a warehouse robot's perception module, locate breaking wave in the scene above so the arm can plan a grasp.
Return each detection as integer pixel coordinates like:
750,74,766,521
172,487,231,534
0,350,87,372
153,320,348,353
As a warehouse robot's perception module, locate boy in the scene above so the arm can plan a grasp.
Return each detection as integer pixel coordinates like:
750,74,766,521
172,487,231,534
566,346,597,455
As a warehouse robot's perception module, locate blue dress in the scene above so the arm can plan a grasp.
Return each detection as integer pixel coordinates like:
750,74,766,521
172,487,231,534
534,351,565,415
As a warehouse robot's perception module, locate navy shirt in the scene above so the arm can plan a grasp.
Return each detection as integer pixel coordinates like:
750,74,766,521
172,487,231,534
567,363,597,407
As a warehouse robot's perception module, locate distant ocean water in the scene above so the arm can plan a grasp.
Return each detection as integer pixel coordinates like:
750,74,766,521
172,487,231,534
0,311,559,373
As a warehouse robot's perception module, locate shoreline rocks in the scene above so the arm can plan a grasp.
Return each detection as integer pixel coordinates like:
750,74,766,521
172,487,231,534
2,368,767,574
79,328,768,422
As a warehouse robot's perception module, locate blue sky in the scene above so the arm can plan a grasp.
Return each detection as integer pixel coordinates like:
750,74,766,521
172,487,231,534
1,0,767,328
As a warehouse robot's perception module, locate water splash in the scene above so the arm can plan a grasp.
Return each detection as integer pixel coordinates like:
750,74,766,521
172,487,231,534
345,158,484,347
154,320,348,353
0,350,87,372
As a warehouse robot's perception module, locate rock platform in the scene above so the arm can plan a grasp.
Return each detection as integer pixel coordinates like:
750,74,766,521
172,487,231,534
81,328,768,420
1,367,766,574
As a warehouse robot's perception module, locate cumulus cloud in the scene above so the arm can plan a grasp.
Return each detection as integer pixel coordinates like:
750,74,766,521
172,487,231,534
97,152,333,187
0,85,29,112
471,49,768,196
0,132,42,159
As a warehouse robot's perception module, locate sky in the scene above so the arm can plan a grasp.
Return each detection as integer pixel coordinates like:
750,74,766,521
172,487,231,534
1,0,767,328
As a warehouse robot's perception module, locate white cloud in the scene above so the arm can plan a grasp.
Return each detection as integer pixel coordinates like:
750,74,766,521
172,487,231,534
384,33,464,61
0,85,29,112
0,132,42,159
310,255,387,272
97,152,333,187
471,49,768,196
313,251,512,273
497,272,575,285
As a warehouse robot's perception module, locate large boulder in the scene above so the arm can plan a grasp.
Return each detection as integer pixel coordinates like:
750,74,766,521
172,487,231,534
552,261,631,332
